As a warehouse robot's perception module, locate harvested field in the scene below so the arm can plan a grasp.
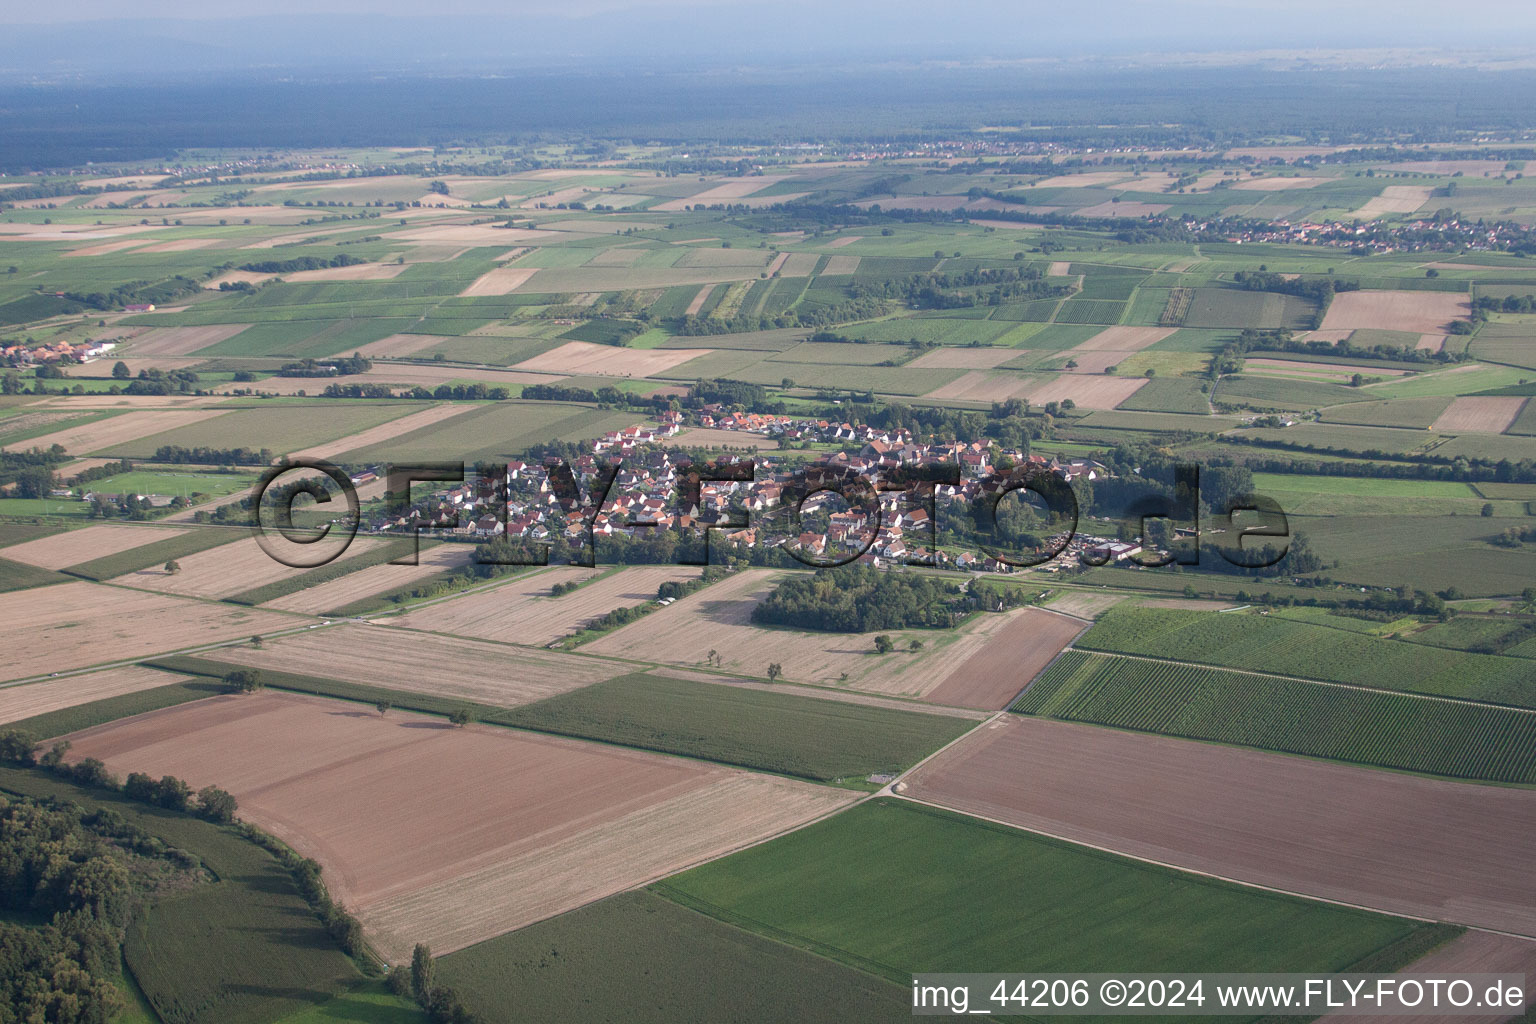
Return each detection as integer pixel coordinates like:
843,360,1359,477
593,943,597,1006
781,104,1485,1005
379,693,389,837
903,716,1536,937
1024,374,1149,409
132,238,222,253
1417,333,1448,352
1315,931,1536,1024
126,325,251,356
825,236,862,248
2,409,227,455
1353,185,1432,218
1048,261,1072,276
905,347,1020,369
61,356,200,377
53,457,125,482
202,622,624,705
923,370,1041,403
683,284,715,316
110,535,380,600
0,582,294,682
672,427,780,450
513,267,763,292
778,252,821,276
1066,325,1173,352
390,565,700,647
286,403,479,461
1320,290,1471,334
584,569,1034,699
1033,172,1133,188
0,665,189,726
1244,358,1409,380
459,267,539,296
1045,591,1127,618
59,691,854,960
1432,396,1529,433
65,239,150,257
822,254,860,274
765,252,790,275
260,543,477,615
0,523,187,570
511,340,708,377
1076,200,1169,218
349,332,451,358
921,608,1084,710
283,262,409,282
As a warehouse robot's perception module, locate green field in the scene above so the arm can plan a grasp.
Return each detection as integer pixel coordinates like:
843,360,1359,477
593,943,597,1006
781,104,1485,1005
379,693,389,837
499,672,972,781
1015,651,1536,783
1299,513,1536,597
0,767,361,1024
656,800,1443,987
1113,376,1212,414
1320,396,1453,428
0,553,69,592
437,890,911,1024
1181,288,1316,330
1075,606,1536,706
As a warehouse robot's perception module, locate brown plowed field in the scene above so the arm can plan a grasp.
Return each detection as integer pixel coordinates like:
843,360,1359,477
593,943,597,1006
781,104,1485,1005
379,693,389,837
924,371,1043,403
583,568,1030,698
1,523,186,570
389,565,699,647
1320,290,1471,334
59,692,854,960
1023,374,1149,409
907,347,1021,370
126,325,251,356
110,536,380,600
903,716,1536,937
1067,326,1174,351
511,340,710,377
683,284,715,316
3,409,228,455
1314,931,1536,1024
0,582,295,683
1432,396,1529,434
0,665,190,726
920,608,1084,710
260,543,477,615
202,621,625,705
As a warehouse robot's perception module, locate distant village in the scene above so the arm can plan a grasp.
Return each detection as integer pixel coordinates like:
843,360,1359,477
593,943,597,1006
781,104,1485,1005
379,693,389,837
368,409,1142,573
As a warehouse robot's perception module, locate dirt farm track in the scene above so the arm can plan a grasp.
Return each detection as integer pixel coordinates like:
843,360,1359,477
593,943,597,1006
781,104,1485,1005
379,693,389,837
902,716,1536,937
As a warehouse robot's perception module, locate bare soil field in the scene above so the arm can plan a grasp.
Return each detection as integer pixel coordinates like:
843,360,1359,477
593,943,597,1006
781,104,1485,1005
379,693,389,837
28,395,228,409
924,371,1042,403
110,536,382,600
66,240,151,257
132,238,222,254
921,608,1085,710
59,692,853,959
1352,185,1433,218
1315,931,1536,1024
1416,333,1448,352
764,252,790,275
1320,290,1472,334
1067,326,1173,352
1048,261,1072,276
205,621,625,704
0,665,191,727
286,403,480,461
902,716,1536,937
1025,374,1149,409
1432,396,1529,433
0,224,159,241
907,347,1021,370
2,409,228,455
511,340,708,377
0,582,295,683
283,262,410,283
1076,201,1170,218
459,266,540,296
349,333,452,358
389,565,699,647
684,284,715,316
1243,358,1409,380
0,523,188,570
583,569,1021,697
825,236,863,248
126,324,251,356
54,457,127,482
260,543,478,615
671,427,780,450
203,271,275,289
1229,176,1328,191
62,356,201,377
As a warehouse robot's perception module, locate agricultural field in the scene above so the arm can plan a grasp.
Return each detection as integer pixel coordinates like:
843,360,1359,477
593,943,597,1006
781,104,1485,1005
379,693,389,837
657,798,1441,981
902,716,1536,936
110,535,384,600
1075,606,1536,706
58,690,856,960
387,564,700,646
0,581,296,682
195,620,627,706
0,664,194,726
1016,651,1536,782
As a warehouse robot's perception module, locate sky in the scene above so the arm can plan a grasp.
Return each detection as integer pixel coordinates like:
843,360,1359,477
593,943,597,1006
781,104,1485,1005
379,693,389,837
2,1,1535,76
